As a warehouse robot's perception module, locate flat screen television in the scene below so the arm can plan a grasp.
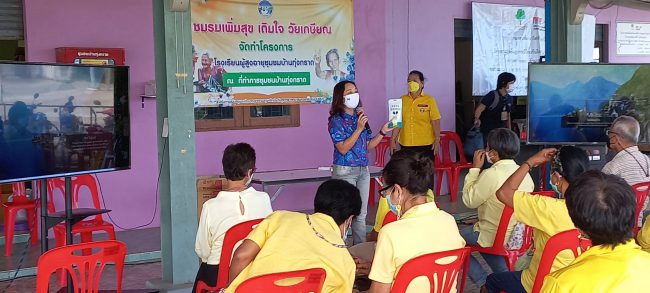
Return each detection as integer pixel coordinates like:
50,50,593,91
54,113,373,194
528,63,650,145
0,62,130,183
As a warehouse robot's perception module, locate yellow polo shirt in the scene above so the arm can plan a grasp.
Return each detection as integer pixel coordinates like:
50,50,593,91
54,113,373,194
541,240,650,292
225,211,355,293
398,93,441,147
462,160,535,247
513,191,575,293
637,215,650,253
373,189,436,233
368,202,465,293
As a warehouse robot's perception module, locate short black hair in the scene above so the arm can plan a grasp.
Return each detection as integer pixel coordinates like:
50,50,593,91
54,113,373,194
408,70,425,82
314,179,361,225
222,143,256,181
565,170,636,247
552,146,589,184
383,150,433,196
487,128,520,160
496,72,516,90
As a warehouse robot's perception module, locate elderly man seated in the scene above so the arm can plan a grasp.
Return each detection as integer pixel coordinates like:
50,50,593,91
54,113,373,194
604,115,650,226
541,171,650,292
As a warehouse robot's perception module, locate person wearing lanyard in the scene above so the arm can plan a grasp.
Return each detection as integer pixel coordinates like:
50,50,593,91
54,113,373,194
390,70,441,161
474,72,516,144
328,80,393,245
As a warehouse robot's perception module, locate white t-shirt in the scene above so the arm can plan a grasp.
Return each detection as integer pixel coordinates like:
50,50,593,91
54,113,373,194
195,187,273,264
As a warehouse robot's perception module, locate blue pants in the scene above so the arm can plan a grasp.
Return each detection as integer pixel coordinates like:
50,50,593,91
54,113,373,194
460,226,509,287
485,270,526,293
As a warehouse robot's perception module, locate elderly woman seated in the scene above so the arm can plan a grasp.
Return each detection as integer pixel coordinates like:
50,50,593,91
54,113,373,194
225,179,362,293
366,150,465,293
542,171,650,292
485,146,588,293
461,128,534,288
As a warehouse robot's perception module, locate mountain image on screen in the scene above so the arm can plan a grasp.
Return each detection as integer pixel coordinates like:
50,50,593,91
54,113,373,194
528,64,650,144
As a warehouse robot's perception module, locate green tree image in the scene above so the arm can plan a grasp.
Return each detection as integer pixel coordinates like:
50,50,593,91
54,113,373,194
516,9,526,24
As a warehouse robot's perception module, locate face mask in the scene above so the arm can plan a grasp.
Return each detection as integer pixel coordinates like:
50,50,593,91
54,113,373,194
342,221,351,240
549,177,560,196
245,171,254,187
486,150,494,164
408,81,420,93
506,86,514,94
386,190,402,218
343,93,360,109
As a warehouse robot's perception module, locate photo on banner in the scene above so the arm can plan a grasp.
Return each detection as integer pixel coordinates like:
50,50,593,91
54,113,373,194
191,0,355,107
472,2,545,96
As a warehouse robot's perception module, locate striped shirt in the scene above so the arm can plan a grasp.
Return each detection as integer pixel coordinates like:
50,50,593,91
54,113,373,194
602,146,650,186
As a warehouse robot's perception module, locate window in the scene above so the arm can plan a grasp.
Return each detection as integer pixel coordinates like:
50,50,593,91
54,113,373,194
195,105,300,131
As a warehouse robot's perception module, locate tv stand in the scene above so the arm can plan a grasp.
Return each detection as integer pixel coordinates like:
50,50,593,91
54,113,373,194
38,176,110,293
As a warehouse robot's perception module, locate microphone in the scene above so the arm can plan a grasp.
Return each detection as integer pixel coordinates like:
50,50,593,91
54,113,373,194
356,107,372,134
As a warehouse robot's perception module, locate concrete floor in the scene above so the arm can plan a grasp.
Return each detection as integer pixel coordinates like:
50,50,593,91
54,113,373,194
1,169,491,292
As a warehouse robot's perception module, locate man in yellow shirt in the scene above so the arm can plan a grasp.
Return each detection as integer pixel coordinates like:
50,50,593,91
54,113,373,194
390,70,441,160
225,179,361,293
541,171,650,292
461,129,534,288
487,146,588,293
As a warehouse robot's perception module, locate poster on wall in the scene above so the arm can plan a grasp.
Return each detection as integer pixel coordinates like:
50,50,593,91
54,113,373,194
472,2,545,96
616,22,650,56
191,0,355,107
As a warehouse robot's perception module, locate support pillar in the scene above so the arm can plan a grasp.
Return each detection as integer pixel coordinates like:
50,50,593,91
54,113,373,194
152,0,198,285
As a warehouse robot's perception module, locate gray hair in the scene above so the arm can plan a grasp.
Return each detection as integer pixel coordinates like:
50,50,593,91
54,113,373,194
611,115,640,144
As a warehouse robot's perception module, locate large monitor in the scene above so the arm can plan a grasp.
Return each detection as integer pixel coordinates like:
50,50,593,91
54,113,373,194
0,62,130,183
527,63,650,145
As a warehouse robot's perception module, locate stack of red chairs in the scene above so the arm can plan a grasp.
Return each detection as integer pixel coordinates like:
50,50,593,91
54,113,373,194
369,136,391,206
2,181,39,256
434,131,473,201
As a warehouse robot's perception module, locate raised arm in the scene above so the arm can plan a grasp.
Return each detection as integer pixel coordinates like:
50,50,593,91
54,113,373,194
496,148,557,207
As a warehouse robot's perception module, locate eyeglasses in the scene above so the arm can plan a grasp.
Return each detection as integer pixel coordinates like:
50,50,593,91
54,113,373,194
379,185,394,198
551,147,564,175
605,129,618,137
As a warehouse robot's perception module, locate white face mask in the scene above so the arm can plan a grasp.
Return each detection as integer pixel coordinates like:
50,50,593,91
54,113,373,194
486,154,493,164
506,85,514,93
343,93,360,109
245,171,254,187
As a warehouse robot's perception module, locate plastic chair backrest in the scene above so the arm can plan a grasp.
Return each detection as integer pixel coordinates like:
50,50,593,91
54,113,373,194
10,182,30,203
439,131,469,165
216,218,264,289
374,137,391,167
391,247,470,293
46,178,66,213
35,240,127,293
531,229,591,293
234,267,326,293
632,182,650,235
46,175,104,220
382,211,398,227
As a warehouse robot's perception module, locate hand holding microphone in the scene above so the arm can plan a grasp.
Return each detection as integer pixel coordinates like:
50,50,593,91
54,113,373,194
356,107,372,134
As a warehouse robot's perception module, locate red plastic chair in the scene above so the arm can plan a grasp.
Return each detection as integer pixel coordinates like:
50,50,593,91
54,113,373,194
35,240,127,293
195,218,264,293
369,137,391,206
530,229,591,293
436,131,473,201
234,268,326,293
632,182,650,235
469,192,554,272
46,175,116,249
382,211,398,227
391,247,470,293
2,182,39,256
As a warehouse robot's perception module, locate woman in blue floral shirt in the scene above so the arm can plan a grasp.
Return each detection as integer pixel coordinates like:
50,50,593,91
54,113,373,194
328,80,393,244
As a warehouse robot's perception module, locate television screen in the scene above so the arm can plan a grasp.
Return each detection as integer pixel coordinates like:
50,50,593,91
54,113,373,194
528,63,650,144
0,62,130,183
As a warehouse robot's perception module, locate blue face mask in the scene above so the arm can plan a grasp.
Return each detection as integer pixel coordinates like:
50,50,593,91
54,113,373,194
549,176,561,196
386,189,401,218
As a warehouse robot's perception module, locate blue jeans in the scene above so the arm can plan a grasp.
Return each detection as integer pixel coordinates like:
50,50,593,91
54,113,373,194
460,226,509,287
332,165,370,245
485,270,526,293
